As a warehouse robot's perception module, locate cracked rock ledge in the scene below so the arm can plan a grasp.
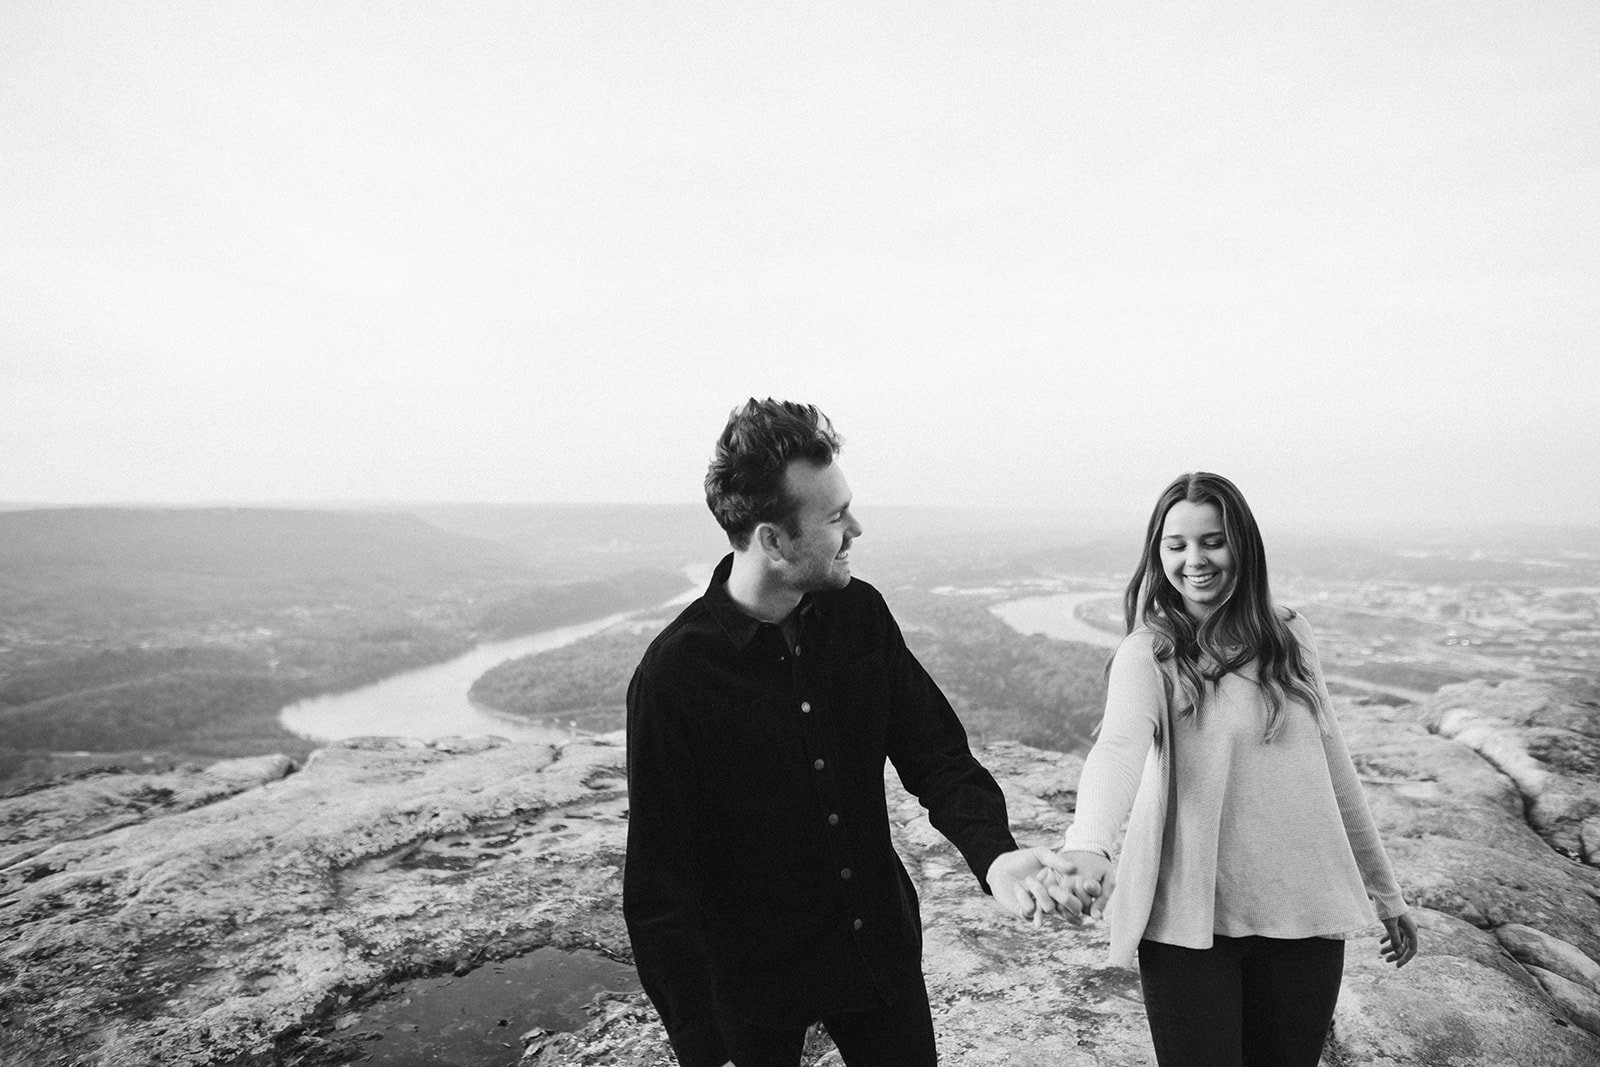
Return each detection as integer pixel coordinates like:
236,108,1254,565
2,679,1599,1067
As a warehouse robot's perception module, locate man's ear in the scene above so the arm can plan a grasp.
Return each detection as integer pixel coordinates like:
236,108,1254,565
754,522,786,561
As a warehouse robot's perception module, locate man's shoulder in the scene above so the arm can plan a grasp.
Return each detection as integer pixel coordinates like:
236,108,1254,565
636,597,719,674
832,573,891,612
815,574,897,633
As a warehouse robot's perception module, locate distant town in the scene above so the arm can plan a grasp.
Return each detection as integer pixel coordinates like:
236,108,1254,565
1280,573,1600,695
1057,541,1600,701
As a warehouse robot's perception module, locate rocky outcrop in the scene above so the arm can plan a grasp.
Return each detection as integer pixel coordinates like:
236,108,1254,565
1423,677,1600,864
1329,692,1600,1065
0,736,634,1066
3,687,1599,1066
0,754,297,871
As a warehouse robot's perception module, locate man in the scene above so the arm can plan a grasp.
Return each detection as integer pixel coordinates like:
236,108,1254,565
623,399,1073,1067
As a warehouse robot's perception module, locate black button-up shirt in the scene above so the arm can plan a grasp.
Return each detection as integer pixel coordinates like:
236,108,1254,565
622,556,1017,1065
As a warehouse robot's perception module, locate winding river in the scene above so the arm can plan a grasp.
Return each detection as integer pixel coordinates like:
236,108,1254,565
279,572,707,745
279,573,1428,750
989,589,1124,649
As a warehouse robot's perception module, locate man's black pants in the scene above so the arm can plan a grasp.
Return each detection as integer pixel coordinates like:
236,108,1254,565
1137,934,1345,1067
717,970,938,1067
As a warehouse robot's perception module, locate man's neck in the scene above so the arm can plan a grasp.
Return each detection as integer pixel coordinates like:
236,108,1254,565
725,550,802,624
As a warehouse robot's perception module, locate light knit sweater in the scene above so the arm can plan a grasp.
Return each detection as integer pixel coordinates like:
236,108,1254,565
1061,612,1409,968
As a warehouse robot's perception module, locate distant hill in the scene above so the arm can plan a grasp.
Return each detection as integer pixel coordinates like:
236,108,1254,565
411,503,725,579
409,502,1132,581
0,506,528,597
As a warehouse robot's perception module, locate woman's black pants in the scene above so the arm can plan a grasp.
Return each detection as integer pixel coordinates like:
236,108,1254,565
1137,935,1345,1067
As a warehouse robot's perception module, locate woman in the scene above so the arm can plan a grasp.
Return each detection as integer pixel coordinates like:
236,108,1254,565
1052,472,1417,1067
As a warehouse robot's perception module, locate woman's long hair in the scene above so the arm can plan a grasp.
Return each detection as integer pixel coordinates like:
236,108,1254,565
1122,472,1322,741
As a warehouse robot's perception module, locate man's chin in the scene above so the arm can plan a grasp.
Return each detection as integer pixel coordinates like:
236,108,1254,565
813,563,852,591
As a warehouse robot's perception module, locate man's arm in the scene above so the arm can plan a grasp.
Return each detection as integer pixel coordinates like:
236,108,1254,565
622,666,729,1067
878,602,1019,890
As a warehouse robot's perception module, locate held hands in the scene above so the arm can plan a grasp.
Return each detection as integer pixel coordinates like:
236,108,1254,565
986,847,1118,928
992,845,1413,964
987,847,1080,927
1045,850,1115,923
1379,911,1419,968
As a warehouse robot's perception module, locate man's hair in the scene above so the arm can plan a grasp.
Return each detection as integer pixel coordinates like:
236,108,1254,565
705,398,843,549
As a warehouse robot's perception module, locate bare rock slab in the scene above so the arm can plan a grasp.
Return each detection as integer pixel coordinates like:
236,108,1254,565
5,681,1600,1066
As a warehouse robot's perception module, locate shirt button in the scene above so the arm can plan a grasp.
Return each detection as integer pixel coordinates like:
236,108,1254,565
812,759,825,771
852,919,864,930
827,813,840,826
840,868,852,880
800,701,811,713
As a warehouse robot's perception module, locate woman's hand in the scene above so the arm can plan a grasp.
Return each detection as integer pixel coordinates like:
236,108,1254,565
1379,911,1419,967
1046,850,1115,920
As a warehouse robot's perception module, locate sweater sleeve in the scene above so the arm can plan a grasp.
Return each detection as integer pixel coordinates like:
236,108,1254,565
1061,632,1165,858
1296,615,1410,919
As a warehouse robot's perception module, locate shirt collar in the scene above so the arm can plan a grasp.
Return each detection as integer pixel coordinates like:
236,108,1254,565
703,552,823,650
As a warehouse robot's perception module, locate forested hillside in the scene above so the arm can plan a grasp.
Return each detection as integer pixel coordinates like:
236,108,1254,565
0,508,684,788
890,588,1109,751
470,622,665,732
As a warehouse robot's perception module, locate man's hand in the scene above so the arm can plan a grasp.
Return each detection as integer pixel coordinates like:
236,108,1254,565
987,847,1078,927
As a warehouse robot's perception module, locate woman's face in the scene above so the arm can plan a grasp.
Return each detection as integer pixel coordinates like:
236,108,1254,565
1159,499,1235,621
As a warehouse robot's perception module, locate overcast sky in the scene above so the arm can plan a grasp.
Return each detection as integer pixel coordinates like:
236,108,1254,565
3,2,1595,526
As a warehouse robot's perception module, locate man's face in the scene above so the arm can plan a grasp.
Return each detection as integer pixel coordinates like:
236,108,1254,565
775,459,862,593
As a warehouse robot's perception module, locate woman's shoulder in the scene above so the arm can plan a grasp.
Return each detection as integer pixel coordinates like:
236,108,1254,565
1274,603,1310,627
1114,626,1161,662
1107,627,1169,697
1272,605,1321,645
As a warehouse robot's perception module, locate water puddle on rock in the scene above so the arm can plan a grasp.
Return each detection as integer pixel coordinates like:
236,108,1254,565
347,947,641,1066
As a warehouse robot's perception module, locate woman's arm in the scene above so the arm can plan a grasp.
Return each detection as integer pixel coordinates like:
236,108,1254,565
1294,615,1410,916
1060,633,1165,863
1293,615,1417,966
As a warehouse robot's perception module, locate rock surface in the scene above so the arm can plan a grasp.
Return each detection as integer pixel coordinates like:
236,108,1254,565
2,683,1598,1066
1424,677,1600,863
0,754,297,871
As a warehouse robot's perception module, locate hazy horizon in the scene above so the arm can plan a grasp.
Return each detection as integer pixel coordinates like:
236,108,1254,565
4,3,1596,526
4,498,1598,551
